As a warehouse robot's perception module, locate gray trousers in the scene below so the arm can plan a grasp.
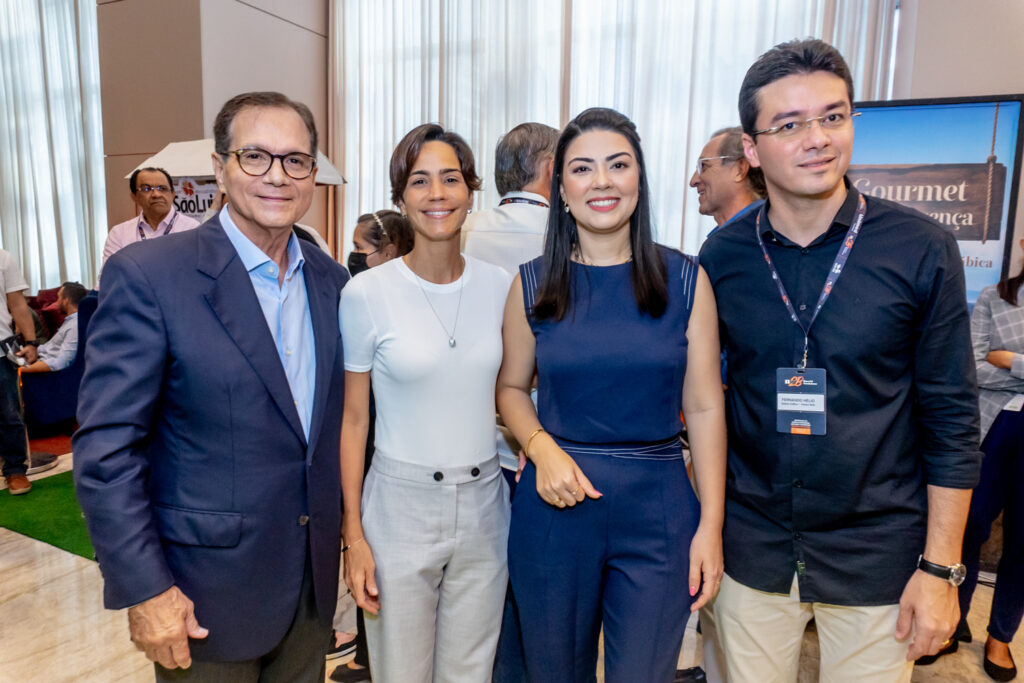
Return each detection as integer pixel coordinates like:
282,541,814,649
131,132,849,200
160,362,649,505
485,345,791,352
362,453,509,683
154,554,330,682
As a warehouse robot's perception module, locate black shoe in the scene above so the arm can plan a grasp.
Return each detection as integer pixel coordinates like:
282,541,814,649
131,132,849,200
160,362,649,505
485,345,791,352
984,648,1017,681
674,667,707,683
915,638,958,666
325,639,357,661
26,452,58,475
329,663,371,682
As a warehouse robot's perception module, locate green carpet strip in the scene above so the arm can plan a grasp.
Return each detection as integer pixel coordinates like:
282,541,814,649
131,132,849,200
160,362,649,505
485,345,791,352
0,470,94,560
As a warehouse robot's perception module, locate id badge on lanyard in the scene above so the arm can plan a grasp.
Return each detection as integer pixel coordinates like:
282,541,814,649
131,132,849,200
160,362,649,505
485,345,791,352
755,195,867,436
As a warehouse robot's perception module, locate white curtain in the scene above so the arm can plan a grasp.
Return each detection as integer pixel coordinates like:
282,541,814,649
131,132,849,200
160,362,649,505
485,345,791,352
0,0,106,291
330,0,897,256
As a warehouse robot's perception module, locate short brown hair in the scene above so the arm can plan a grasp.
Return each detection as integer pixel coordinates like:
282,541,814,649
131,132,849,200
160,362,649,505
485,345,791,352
213,91,318,157
494,122,558,195
389,124,481,206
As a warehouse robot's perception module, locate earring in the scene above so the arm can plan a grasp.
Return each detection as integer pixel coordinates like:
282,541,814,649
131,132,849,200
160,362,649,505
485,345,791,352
564,204,570,214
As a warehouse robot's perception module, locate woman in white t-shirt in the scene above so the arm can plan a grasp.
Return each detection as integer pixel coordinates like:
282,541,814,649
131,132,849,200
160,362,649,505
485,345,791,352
338,124,512,683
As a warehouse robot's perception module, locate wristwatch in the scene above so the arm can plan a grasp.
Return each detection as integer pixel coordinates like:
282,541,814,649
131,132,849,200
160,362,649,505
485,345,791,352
917,555,967,586
23,339,39,347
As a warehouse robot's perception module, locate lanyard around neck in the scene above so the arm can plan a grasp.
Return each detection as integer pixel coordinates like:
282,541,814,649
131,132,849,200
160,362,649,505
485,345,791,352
138,210,178,240
499,197,548,208
755,194,867,370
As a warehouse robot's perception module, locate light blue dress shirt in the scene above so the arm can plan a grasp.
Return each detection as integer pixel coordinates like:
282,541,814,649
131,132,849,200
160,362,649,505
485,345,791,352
220,207,316,439
38,312,78,371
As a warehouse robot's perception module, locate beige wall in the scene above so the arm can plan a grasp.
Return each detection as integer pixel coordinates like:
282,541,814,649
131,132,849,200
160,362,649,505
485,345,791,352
198,0,329,238
895,0,1024,277
97,0,329,237
98,0,204,226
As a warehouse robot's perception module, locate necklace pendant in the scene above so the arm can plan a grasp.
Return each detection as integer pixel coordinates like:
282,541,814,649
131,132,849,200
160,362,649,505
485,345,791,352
448,338,456,348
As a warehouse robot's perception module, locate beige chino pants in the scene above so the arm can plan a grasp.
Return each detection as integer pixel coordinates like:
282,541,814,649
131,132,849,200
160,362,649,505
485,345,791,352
711,573,913,683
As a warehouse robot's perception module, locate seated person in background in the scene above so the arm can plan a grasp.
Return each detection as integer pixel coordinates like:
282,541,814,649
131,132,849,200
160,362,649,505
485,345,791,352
22,282,87,373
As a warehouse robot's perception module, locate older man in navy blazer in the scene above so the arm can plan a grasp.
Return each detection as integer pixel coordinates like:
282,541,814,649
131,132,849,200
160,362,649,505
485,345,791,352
74,92,349,681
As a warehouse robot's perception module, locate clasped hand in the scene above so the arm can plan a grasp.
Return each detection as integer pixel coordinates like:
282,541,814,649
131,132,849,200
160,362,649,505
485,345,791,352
532,445,601,508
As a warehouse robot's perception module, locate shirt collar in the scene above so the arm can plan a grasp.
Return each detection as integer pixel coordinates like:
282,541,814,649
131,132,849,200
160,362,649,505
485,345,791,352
723,199,764,227
759,177,860,246
218,206,305,277
138,206,178,231
500,190,549,207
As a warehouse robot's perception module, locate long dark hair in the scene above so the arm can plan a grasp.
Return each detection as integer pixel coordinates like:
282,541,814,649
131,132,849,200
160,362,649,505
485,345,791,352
532,107,667,321
998,267,1024,306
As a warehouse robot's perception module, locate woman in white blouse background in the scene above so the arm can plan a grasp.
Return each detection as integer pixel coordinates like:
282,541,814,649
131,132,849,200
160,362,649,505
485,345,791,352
338,124,512,683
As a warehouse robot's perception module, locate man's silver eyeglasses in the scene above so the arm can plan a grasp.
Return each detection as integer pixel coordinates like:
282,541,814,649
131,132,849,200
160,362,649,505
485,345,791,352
221,147,317,179
753,111,861,139
695,155,741,175
136,184,172,194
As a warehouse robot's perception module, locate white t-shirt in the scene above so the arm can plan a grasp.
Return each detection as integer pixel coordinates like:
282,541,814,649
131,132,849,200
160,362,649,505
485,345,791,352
0,250,29,336
339,255,512,468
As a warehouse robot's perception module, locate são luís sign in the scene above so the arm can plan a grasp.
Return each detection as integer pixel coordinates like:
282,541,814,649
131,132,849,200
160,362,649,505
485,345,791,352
172,177,220,222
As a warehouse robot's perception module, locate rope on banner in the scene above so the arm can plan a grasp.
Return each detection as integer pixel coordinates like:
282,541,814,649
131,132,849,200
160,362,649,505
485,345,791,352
983,103,1000,244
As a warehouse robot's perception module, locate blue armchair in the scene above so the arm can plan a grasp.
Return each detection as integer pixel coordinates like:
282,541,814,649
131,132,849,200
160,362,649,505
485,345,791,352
21,292,97,434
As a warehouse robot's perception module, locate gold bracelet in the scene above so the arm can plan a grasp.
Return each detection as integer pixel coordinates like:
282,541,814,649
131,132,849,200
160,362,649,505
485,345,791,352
341,537,365,553
525,427,546,458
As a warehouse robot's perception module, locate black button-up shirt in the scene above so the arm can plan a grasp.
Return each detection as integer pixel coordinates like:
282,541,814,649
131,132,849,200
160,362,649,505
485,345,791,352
698,183,981,606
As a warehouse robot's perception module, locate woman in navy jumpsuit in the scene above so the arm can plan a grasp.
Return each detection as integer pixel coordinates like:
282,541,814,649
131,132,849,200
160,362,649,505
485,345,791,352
497,107,727,683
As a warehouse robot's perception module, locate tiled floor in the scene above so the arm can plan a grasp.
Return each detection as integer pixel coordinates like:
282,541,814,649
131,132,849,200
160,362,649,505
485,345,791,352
2,454,1019,682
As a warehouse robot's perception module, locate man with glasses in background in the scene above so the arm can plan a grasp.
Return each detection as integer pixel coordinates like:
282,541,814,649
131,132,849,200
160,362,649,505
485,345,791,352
101,167,200,271
75,91,349,681
698,39,981,682
689,126,765,233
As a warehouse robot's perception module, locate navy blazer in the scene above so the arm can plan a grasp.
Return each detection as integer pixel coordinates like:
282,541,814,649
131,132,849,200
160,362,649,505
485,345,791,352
74,217,349,661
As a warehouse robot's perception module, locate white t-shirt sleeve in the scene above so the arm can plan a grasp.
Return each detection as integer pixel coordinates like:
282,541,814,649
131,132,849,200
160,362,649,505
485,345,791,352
339,276,378,372
1,251,28,294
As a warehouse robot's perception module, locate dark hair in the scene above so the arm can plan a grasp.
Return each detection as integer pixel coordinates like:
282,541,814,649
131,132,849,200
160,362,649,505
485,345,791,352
738,39,855,136
130,167,174,194
494,123,559,195
998,267,1024,306
59,281,88,306
357,210,414,257
533,107,667,322
389,124,481,206
710,126,766,198
213,91,318,157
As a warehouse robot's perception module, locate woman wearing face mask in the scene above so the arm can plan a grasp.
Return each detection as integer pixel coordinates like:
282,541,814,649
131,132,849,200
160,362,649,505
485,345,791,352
346,210,414,276
497,108,726,682
339,124,512,683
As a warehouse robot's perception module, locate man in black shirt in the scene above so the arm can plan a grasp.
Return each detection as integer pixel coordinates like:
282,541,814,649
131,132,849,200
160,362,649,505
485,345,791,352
699,39,981,682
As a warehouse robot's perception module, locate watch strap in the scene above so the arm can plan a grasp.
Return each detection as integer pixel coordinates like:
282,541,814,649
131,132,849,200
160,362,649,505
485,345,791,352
917,554,965,586
917,555,953,580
